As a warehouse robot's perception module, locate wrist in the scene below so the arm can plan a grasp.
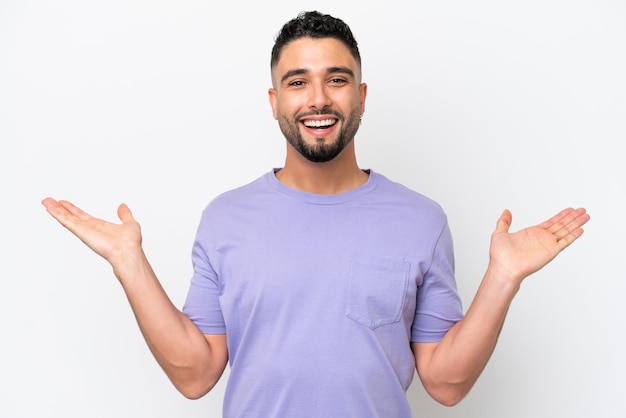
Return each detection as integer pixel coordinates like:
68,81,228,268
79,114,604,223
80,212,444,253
483,261,523,293
110,245,149,283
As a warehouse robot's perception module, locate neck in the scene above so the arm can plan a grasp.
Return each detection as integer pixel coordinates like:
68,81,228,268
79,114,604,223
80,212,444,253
276,142,368,194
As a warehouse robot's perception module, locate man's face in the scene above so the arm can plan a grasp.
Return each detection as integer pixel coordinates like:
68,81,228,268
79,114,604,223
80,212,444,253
269,37,367,163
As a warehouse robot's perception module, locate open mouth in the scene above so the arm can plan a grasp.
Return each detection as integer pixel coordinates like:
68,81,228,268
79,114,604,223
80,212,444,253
302,118,337,129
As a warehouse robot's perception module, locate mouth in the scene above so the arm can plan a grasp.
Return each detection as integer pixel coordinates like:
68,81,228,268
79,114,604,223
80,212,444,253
301,117,338,132
302,118,337,128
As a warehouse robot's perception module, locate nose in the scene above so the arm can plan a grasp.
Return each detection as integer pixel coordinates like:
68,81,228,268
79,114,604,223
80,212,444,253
308,82,331,111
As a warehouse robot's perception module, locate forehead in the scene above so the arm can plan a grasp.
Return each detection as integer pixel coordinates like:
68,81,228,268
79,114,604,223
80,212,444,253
272,37,360,82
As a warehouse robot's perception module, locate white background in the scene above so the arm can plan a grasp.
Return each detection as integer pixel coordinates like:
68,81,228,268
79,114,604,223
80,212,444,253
1,1,624,417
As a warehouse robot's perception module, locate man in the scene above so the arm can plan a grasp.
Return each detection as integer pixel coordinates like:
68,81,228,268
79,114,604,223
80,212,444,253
42,11,590,417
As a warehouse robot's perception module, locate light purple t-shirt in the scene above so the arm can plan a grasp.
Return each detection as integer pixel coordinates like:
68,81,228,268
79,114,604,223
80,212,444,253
183,169,463,417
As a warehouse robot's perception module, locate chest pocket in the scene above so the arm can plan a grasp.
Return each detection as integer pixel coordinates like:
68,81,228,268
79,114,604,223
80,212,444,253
345,254,410,329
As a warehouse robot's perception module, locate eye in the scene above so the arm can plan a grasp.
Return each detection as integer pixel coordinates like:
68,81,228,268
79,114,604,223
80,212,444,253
329,78,347,85
288,80,305,87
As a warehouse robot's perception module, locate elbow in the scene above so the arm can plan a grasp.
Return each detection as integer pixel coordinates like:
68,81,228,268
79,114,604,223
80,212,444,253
168,365,224,400
423,380,472,407
179,387,209,401
164,350,227,400
433,391,466,407
175,378,218,400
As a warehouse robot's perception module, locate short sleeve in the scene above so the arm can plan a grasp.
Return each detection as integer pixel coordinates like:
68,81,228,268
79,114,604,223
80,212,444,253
182,215,226,334
411,219,464,342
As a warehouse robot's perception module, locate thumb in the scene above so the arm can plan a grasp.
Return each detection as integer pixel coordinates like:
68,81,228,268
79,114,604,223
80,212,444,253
117,203,135,224
495,209,512,234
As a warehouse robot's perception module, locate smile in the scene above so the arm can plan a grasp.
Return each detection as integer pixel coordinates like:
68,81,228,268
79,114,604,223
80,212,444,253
302,119,337,128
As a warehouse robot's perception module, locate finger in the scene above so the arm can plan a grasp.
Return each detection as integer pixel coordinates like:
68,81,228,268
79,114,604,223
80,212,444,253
561,208,590,231
557,212,590,244
540,207,583,231
556,225,586,251
117,203,135,224
550,208,589,240
495,209,512,233
41,197,60,214
569,208,590,228
42,197,75,222
58,200,92,221
539,207,575,230
546,208,589,250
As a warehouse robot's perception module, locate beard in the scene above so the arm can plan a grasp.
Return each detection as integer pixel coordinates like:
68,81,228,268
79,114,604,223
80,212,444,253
277,106,362,163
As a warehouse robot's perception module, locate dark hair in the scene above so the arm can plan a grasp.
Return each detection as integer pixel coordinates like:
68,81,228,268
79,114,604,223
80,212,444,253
270,11,361,69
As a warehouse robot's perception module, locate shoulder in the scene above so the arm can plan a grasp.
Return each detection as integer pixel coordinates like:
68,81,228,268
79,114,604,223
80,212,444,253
369,171,447,221
202,172,273,213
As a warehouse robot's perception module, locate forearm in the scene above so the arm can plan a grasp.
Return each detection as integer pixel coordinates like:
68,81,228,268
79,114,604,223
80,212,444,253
416,207,589,405
112,248,226,398
417,263,520,405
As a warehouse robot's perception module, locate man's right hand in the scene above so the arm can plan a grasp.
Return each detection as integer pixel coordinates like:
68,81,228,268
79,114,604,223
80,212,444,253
42,197,228,397
41,198,143,273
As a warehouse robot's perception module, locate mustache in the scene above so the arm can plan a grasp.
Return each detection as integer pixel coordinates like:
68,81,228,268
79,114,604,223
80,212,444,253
295,109,343,122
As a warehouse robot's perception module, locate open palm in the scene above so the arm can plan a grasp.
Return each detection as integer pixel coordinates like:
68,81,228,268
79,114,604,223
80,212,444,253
42,198,143,266
489,208,590,282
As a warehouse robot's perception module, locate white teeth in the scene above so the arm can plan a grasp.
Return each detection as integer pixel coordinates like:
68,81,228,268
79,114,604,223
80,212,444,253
303,119,335,128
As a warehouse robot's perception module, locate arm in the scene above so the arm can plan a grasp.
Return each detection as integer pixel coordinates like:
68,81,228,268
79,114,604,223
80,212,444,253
41,198,228,399
412,207,590,406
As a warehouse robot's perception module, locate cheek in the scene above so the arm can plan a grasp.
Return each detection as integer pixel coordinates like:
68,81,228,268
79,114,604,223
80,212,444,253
277,96,304,119
336,90,362,111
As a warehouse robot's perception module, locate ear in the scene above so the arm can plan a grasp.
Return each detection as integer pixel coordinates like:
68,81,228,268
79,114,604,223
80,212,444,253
359,82,367,115
268,87,278,120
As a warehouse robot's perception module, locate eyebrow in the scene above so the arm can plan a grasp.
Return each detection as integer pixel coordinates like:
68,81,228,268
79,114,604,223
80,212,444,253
280,66,356,85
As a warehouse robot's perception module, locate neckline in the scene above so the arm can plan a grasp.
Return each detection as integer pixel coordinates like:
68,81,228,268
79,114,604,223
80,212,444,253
265,168,377,205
